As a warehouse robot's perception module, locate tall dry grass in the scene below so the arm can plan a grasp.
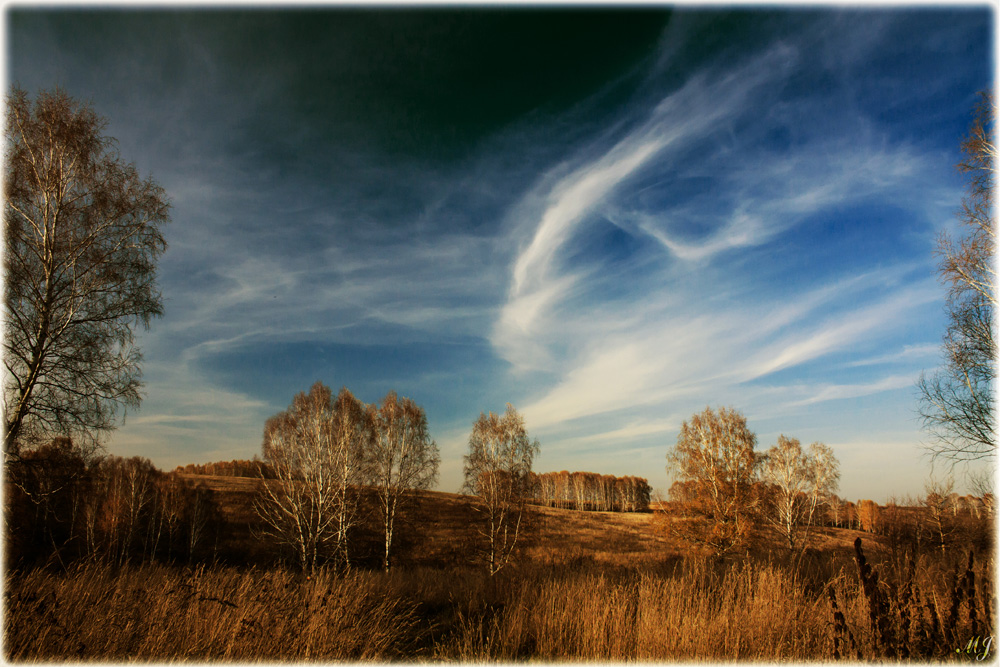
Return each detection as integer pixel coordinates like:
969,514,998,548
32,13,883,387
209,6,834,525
5,563,421,661
6,543,995,662
438,557,830,661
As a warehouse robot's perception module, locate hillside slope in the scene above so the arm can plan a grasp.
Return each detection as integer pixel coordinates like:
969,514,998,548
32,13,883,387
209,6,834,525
179,473,895,571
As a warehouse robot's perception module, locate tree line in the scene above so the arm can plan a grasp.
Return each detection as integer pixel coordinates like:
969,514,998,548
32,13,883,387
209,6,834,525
528,471,651,512
175,459,276,478
7,437,220,568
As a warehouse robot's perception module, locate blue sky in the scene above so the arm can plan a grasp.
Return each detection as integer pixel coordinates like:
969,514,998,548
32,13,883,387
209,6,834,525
6,6,994,501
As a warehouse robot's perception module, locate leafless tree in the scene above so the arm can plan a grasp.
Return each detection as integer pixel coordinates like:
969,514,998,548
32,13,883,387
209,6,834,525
255,382,369,572
919,92,995,463
557,470,570,507
924,476,956,555
3,88,169,459
184,480,213,563
966,467,995,517
571,471,587,510
805,443,840,524
666,406,762,555
600,474,616,511
763,437,840,554
97,455,160,565
537,471,556,507
462,404,539,575
328,387,373,568
761,435,810,548
370,391,439,571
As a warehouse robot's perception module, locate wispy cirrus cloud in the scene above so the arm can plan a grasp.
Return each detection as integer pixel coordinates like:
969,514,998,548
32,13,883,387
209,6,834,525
616,139,929,263
847,343,941,368
494,43,800,368
491,12,965,498
517,276,938,433
738,284,940,382
784,375,917,408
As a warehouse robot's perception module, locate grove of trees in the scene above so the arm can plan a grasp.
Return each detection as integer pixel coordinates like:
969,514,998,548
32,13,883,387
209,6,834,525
7,437,219,568
759,436,840,549
529,471,651,512
255,383,374,572
3,88,169,459
254,383,439,572
662,403,994,559
665,406,847,556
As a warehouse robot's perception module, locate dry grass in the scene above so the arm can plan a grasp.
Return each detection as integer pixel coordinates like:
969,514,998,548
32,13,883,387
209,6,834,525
6,546,995,662
5,563,421,661
7,560,820,662
6,481,995,662
831,539,996,661
434,557,830,661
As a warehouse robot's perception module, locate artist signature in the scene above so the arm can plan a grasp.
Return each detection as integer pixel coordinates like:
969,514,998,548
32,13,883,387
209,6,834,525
956,635,993,661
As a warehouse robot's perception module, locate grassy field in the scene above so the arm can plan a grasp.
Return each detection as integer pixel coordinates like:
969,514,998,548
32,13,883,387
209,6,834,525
171,472,877,567
5,475,996,662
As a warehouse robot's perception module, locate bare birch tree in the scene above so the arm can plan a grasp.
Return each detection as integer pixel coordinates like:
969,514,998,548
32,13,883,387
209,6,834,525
462,404,539,575
666,406,762,555
255,382,370,571
328,387,373,568
919,92,995,462
924,476,956,555
96,455,160,565
761,435,810,548
370,391,438,571
763,437,840,551
4,88,169,459
805,442,840,527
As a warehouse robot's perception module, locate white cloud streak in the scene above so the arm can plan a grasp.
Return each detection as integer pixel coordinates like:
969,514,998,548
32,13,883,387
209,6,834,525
785,375,916,408
494,16,961,477
624,141,927,263
495,44,799,368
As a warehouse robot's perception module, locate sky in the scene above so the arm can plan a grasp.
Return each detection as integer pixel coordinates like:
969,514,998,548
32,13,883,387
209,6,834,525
5,4,995,501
